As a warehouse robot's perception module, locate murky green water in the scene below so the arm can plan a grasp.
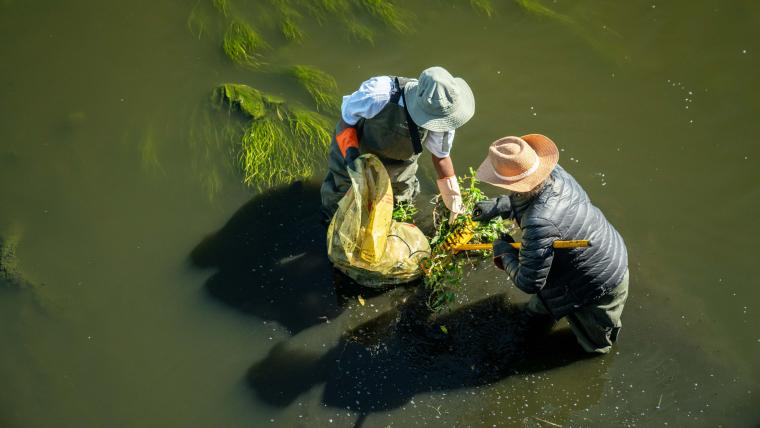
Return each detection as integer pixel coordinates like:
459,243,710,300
1,1,759,427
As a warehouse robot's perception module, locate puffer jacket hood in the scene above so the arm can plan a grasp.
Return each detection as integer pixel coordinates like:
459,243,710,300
500,165,628,319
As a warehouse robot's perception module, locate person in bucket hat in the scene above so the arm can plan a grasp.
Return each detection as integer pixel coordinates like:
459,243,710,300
472,134,629,354
320,66,475,223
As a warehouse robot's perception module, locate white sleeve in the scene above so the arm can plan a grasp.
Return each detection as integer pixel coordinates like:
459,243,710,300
340,76,393,126
423,129,455,158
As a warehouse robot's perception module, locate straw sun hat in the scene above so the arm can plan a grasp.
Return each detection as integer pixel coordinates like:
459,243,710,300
475,134,559,192
404,66,475,132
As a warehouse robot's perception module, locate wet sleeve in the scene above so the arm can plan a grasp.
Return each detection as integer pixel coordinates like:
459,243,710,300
502,217,559,294
423,129,455,158
340,76,392,125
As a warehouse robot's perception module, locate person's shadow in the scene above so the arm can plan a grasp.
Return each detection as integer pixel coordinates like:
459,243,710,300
190,181,390,334
246,286,597,419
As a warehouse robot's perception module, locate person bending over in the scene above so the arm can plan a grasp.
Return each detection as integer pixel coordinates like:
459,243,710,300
320,66,475,223
473,134,629,354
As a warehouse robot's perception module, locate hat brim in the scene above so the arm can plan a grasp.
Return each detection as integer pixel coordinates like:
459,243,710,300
476,134,559,192
404,78,475,132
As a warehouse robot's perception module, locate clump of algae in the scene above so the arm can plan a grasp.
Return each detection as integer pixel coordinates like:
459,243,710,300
222,20,269,67
358,0,409,32
215,83,333,189
281,16,304,42
470,0,494,17
290,65,340,113
0,227,30,288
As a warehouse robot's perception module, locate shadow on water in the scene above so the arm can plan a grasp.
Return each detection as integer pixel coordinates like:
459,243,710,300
190,181,391,334
247,287,595,418
190,181,597,423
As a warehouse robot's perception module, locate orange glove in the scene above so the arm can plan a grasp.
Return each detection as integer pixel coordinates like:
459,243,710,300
336,127,360,168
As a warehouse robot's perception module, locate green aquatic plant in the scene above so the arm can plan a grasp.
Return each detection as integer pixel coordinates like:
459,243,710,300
223,20,269,67
470,0,494,17
212,0,230,16
241,115,295,185
344,19,375,44
214,83,266,118
0,227,29,288
286,105,333,146
281,16,304,42
188,104,242,200
423,171,514,310
291,65,340,113
140,128,164,174
392,201,417,223
216,83,333,188
514,0,573,24
359,0,409,32
187,0,215,39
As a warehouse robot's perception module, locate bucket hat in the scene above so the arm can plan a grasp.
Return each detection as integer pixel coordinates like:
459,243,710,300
404,66,475,132
475,134,559,192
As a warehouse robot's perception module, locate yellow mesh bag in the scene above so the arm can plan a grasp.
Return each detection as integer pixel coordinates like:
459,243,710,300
326,154,431,287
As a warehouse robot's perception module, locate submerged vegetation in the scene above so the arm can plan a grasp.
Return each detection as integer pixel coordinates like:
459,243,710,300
187,0,587,191
222,20,269,67
0,227,31,288
214,83,332,188
423,172,514,310
291,65,340,113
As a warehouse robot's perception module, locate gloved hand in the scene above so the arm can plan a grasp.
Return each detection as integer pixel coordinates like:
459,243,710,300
336,127,360,171
344,147,359,172
472,196,512,222
436,176,464,223
492,233,517,271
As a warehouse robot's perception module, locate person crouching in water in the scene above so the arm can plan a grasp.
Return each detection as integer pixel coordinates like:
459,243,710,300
320,66,475,224
472,134,629,354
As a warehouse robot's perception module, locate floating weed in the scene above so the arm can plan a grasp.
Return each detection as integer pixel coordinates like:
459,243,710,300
241,115,290,185
291,65,340,113
0,225,30,288
286,105,332,148
470,0,494,17
188,105,243,200
217,83,332,188
214,83,266,119
0,228,21,281
140,128,164,174
187,0,212,39
307,0,350,16
212,0,230,16
281,16,304,42
359,0,409,32
344,19,375,44
514,0,574,25
222,20,269,67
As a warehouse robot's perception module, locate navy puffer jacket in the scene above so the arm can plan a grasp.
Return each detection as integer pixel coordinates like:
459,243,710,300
500,165,628,319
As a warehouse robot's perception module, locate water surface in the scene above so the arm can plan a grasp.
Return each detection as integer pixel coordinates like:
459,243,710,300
1,0,758,426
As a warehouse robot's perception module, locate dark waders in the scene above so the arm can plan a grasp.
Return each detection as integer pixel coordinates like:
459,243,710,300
320,77,427,221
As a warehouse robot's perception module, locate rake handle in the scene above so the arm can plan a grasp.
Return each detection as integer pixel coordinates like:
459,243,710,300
454,240,590,251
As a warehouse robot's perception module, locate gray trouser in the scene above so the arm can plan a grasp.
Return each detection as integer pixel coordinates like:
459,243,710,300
527,270,630,354
320,140,420,221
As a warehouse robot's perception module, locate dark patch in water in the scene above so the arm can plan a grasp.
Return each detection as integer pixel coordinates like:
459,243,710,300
190,181,390,334
247,288,593,417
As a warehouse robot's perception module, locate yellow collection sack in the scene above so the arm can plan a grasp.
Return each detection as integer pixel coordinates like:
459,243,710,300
327,154,431,287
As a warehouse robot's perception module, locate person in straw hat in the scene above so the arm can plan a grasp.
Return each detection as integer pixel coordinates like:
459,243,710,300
472,134,629,354
320,66,475,223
